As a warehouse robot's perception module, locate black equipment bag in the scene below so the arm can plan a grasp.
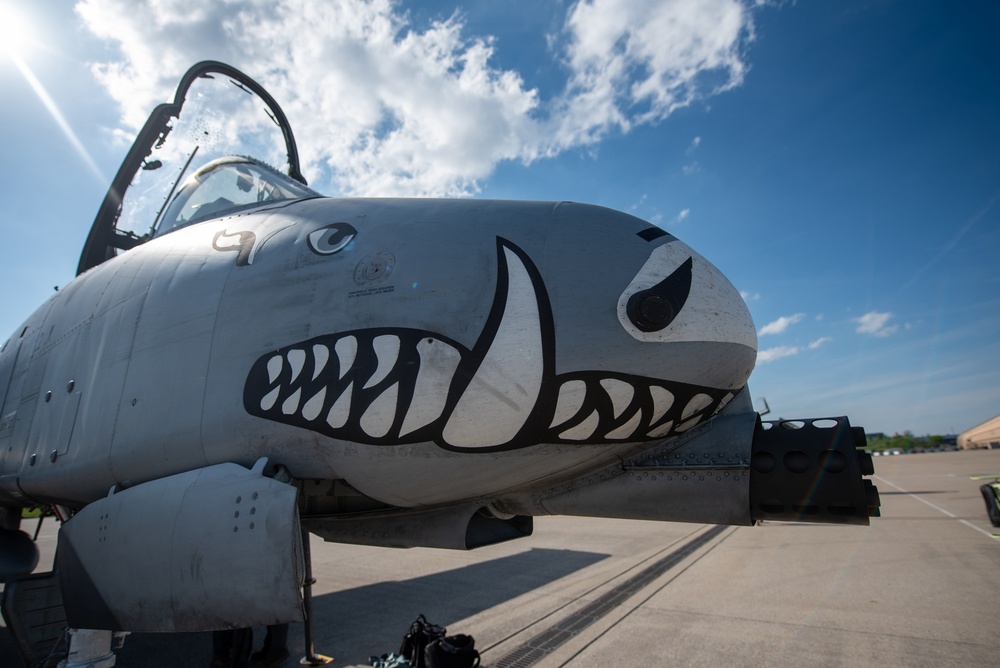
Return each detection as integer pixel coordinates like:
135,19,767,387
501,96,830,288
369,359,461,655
399,615,446,668
425,633,480,668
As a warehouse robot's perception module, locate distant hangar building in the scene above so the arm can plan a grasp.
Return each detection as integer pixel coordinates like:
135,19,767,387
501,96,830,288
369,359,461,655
959,414,1000,449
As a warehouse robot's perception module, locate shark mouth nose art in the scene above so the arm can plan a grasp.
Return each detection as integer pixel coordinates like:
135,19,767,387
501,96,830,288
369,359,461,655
244,238,735,452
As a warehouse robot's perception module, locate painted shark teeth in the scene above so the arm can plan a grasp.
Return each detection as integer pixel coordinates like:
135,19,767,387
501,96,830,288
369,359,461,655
326,382,352,429
248,331,464,441
361,383,399,438
266,356,283,384
399,338,462,437
600,378,634,419
244,237,736,450
260,385,280,412
287,349,306,383
365,336,400,390
301,387,326,421
549,380,587,429
311,345,329,381
545,374,713,443
441,245,545,449
334,337,357,379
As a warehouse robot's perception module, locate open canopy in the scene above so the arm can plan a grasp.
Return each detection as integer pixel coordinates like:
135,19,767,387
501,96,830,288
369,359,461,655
77,61,315,275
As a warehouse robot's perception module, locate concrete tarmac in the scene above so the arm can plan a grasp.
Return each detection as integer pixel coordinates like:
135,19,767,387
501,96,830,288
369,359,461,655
3,449,999,667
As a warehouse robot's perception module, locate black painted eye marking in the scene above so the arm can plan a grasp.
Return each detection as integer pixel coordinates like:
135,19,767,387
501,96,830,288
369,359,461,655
625,257,693,332
308,223,357,255
636,227,669,242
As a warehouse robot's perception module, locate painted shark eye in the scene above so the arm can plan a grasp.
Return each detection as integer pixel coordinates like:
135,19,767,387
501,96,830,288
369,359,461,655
308,223,357,255
625,257,692,332
617,241,703,342
618,239,756,348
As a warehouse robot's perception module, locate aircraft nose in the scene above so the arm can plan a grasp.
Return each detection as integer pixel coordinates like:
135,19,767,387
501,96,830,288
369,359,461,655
616,238,758,389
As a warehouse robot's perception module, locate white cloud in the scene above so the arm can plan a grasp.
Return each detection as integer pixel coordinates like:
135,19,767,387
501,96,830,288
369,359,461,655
74,0,756,196
808,336,832,349
740,290,760,301
673,208,691,223
682,134,703,173
757,346,799,363
554,0,752,149
682,161,702,175
854,311,899,337
759,312,805,336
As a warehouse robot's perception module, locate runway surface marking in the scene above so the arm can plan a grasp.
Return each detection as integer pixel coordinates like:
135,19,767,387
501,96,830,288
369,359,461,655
490,525,728,668
874,474,999,541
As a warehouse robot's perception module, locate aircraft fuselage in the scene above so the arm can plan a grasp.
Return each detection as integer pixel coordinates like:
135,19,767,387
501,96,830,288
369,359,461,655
0,197,755,510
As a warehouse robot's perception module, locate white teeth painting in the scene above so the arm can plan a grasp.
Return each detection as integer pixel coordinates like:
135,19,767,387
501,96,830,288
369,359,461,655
245,238,731,451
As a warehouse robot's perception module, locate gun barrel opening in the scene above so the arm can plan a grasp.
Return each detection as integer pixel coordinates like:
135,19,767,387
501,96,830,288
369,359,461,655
749,417,880,525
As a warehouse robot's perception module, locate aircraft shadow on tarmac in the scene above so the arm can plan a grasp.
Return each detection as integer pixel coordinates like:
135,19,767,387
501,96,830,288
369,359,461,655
2,547,608,667
318,547,609,619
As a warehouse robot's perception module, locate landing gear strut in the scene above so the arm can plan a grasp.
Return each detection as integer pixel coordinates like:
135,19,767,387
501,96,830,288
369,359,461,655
300,527,332,666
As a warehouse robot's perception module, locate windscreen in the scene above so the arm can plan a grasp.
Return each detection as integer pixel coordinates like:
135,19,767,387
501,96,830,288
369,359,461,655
155,158,317,237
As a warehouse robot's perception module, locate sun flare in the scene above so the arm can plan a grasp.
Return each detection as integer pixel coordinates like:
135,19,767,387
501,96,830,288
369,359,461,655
0,2,36,58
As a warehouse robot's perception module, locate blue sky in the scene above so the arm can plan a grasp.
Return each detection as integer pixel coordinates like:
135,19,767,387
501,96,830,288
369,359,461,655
1,0,998,436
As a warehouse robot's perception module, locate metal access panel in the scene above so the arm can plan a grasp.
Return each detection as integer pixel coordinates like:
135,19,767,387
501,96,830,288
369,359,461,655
57,459,304,633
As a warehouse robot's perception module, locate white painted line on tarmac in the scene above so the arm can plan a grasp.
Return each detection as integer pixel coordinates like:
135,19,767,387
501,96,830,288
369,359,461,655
874,474,999,541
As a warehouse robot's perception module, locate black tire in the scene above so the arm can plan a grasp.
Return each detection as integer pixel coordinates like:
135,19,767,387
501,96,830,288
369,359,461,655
980,484,1000,527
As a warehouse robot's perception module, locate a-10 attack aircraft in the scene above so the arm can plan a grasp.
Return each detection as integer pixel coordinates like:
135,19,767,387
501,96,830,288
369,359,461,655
0,62,879,666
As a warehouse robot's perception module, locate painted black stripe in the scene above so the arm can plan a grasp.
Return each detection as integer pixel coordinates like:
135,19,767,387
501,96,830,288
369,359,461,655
489,525,727,668
636,227,669,242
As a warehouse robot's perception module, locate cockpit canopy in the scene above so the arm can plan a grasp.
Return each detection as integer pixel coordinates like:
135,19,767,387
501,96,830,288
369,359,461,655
155,157,318,237
78,61,315,275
